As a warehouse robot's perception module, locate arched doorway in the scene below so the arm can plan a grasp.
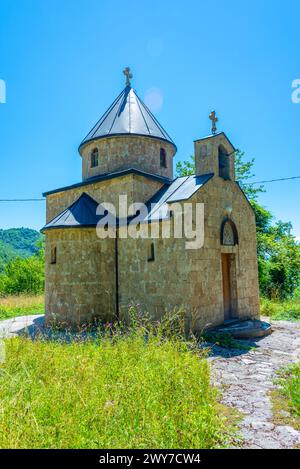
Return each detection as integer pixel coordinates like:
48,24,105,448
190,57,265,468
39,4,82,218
220,218,238,321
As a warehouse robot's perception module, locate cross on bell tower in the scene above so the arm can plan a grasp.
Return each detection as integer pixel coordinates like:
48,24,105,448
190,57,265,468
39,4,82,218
123,66,133,87
209,110,218,135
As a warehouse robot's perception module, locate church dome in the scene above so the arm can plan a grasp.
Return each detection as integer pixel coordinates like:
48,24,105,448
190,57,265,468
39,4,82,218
78,68,177,181
79,76,176,152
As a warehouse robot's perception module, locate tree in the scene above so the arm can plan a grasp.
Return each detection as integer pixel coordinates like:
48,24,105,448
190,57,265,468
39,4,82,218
0,239,44,296
175,155,195,177
175,151,300,299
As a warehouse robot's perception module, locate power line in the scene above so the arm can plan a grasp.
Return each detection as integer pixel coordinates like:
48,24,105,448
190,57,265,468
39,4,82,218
0,175,299,202
0,198,45,202
244,175,300,185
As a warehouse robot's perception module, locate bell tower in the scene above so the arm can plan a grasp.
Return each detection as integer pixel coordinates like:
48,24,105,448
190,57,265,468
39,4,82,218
194,111,236,181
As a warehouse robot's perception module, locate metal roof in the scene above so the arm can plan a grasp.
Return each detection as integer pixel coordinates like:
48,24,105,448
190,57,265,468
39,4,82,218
42,174,214,232
42,193,104,231
79,86,176,151
142,173,214,222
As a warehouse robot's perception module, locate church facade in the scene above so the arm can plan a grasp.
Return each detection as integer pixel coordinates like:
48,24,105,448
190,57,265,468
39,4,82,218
42,69,260,329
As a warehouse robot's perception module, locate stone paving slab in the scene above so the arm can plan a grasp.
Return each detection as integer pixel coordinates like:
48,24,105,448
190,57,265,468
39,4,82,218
208,318,300,449
0,314,45,339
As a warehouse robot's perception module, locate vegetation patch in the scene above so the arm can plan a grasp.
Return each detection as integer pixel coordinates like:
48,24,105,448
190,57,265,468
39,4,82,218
0,295,44,320
0,325,236,449
0,242,44,296
0,228,42,272
271,364,300,430
261,297,300,321
201,332,252,351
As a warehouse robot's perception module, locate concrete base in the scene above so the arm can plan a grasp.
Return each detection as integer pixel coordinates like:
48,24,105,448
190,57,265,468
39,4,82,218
209,319,272,339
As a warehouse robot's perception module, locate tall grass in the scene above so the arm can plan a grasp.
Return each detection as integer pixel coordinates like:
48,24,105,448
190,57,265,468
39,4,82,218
274,364,300,426
0,319,235,449
260,297,300,321
0,294,44,320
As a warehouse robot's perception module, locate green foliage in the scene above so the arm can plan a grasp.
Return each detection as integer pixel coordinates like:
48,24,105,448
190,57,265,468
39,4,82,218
0,242,44,296
0,328,235,448
175,155,195,177
175,151,300,299
0,228,43,272
201,332,252,351
260,297,300,321
275,364,300,420
234,150,264,201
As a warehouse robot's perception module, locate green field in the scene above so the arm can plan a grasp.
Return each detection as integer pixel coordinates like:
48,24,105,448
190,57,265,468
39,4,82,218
0,295,44,320
0,328,236,449
260,297,300,321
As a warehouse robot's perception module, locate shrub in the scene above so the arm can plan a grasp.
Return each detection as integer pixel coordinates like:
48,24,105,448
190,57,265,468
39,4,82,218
0,249,44,296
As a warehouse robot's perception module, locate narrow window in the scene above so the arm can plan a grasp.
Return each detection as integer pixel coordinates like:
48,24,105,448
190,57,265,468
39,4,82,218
218,145,230,179
51,246,57,264
91,148,99,168
160,148,167,168
147,242,155,262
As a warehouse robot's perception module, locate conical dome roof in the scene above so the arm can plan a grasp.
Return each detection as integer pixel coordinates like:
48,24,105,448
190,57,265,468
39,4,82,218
79,85,176,151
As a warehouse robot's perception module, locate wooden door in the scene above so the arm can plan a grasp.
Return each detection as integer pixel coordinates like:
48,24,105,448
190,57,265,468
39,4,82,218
221,253,232,320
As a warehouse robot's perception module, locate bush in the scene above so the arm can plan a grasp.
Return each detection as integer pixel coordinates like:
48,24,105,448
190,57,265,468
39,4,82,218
0,246,44,296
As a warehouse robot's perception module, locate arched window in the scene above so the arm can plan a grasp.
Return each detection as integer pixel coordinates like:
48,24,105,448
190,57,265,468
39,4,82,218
91,148,99,168
221,218,238,246
218,145,230,180
160,148,167,168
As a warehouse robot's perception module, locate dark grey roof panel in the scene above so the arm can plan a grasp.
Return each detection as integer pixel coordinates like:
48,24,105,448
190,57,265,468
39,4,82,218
142,173,214,222
42,193,103,231
79,86,176,150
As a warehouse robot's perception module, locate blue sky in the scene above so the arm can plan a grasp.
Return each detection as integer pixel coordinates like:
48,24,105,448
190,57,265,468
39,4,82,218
0,0,299,237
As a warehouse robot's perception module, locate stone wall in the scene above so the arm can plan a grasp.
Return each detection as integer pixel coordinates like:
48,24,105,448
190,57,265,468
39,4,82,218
195,132,236,181
80,135,176,181
46,173,163,223
117,176,260,331
44,228,116,327
44,175,260,330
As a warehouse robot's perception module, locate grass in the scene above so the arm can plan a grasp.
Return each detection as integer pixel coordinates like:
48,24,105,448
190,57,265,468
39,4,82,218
201,332,252,351
0,294,44,320
0,323,237,449
271,364,300,431
260,297,300,321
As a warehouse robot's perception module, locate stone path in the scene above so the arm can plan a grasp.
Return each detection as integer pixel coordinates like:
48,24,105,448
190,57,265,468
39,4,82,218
208,318,300,449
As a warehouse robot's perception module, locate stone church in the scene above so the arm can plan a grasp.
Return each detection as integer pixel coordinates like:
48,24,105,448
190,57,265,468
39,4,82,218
42,68,260,329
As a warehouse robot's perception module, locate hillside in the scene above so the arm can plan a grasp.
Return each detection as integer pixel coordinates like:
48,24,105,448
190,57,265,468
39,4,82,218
0,228,42,271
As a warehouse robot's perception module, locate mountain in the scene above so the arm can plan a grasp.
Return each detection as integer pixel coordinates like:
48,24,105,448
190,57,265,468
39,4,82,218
0,228,42,271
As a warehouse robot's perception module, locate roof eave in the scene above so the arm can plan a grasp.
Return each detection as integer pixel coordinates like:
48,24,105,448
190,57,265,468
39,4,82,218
43,168,172,197
78,133,177,154
193,132,236,151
